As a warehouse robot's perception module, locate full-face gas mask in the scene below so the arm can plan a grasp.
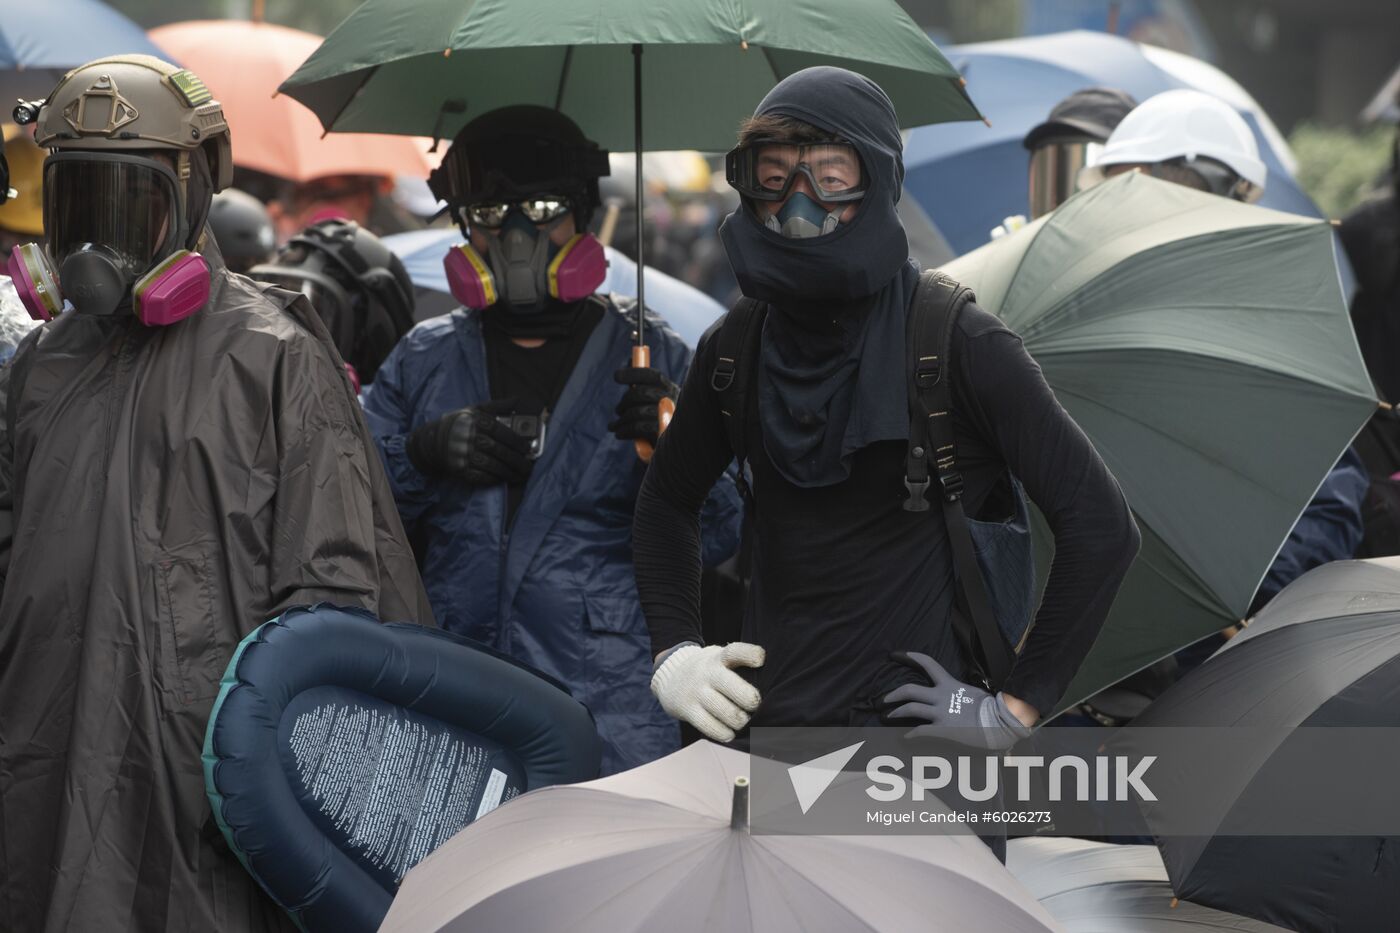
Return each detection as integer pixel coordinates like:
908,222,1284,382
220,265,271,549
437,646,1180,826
7,55,231,326
1028,136,1104,219
9,150,213,324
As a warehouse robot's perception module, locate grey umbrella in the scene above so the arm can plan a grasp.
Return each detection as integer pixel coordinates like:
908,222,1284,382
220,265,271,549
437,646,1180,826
1006,837,1288,932
378,740,1061,933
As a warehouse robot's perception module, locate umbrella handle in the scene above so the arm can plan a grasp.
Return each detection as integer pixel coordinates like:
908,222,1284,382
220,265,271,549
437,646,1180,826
631,345,675,463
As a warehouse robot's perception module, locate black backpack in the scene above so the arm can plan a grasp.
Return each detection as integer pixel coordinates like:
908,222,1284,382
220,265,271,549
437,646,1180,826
708,270,1033,690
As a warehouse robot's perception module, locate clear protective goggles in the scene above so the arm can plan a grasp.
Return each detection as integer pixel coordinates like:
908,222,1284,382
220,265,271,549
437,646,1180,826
466,195,573,230
43,151,182,270
726,139,867,204
1028,139,1103,219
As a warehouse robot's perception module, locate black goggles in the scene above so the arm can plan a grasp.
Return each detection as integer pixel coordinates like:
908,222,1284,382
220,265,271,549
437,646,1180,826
726,139,867,203
466,195,573,229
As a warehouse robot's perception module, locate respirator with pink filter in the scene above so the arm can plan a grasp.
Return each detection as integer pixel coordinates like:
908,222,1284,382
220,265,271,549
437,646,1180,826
442,201,607,311
8,150,212,325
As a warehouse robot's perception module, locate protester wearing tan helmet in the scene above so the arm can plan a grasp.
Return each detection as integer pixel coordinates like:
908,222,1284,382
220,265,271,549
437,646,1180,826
0,55,432,933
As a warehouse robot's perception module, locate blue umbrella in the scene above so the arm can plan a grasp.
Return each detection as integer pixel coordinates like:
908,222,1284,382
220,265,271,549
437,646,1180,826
0,0,169,70
905,30,1328,256
384,228,726,349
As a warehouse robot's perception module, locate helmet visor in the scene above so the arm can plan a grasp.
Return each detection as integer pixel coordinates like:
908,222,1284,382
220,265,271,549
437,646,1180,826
44,152,180,269
1028,140,1102,218
726,141,867,204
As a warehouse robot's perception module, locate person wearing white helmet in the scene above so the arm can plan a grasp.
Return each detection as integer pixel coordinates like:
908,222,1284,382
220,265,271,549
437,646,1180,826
1080,88,1267,203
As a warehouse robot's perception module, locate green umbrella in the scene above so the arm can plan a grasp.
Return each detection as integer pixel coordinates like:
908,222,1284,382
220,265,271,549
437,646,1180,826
279,0,981,454
941,170,1378,714
277,0,979,150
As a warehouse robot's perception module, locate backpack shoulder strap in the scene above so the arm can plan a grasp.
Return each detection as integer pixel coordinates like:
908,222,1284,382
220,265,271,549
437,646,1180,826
904,270,1016,691
710,297,767,507
903,271,969,511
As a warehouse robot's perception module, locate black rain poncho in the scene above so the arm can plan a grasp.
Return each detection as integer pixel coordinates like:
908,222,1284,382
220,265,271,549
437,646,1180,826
0,244,433,932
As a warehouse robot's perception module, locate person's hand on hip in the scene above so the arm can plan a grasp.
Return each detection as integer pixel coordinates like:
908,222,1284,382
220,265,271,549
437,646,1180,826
881,651,1034,750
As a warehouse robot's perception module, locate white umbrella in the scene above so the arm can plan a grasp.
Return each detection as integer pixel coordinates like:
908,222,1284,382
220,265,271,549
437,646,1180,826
381,740,1062,933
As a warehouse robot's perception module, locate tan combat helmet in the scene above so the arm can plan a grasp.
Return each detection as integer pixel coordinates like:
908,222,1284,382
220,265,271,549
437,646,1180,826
32,54,232,193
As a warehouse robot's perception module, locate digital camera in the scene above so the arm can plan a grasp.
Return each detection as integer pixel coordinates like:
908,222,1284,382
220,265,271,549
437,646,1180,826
496,411,547,460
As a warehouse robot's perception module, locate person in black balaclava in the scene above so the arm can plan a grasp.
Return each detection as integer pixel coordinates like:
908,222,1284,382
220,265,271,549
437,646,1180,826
362,106,742,776
633,67,1139,806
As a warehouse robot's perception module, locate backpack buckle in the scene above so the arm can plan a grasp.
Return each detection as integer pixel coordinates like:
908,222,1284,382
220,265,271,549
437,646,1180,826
915,356,941,390
903,476,931,512
711,357,736,392
939,471,964,501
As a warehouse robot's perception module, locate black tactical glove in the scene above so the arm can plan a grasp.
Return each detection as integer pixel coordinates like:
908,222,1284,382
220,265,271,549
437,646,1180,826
407,399,534,486
610,366,678,445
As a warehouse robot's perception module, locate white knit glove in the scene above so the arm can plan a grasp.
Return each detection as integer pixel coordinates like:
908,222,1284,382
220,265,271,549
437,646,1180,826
650,643,765,742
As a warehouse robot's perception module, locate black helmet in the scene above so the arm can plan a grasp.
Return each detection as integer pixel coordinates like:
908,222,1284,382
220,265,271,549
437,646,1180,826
1022,87,1139,150
250,219,414,386
429,105,610,229
208,188,275,273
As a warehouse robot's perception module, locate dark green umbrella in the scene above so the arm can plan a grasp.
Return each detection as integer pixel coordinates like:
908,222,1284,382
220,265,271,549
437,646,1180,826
277,0,979,150
279,0,981,456
941,171,1378,713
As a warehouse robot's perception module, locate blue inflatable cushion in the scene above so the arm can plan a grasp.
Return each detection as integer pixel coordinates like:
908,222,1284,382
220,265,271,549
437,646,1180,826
203,604,603,933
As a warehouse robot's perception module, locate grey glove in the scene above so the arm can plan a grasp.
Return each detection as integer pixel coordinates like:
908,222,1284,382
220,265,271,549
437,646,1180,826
881,651,1032,750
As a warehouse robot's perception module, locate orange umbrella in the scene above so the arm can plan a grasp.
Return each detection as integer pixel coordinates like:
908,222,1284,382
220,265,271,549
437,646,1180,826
149,20,434,183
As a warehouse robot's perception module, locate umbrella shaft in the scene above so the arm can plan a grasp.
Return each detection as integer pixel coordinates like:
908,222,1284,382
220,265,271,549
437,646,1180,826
633,43,646,347
731,778,750,831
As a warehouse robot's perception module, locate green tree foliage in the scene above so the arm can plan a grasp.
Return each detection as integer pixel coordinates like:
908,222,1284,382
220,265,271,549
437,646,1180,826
1288,121,1396,219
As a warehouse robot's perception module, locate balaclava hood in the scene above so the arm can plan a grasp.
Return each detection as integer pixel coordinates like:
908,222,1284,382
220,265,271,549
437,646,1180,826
719,66,909,303
720,66,916,487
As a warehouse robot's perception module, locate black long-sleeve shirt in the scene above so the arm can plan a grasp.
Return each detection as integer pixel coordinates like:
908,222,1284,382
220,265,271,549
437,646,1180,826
633,300,1140,723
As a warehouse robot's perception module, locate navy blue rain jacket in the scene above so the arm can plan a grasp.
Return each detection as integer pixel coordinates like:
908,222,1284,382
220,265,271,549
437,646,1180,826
1255,447,1368,611
364,298,742,774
